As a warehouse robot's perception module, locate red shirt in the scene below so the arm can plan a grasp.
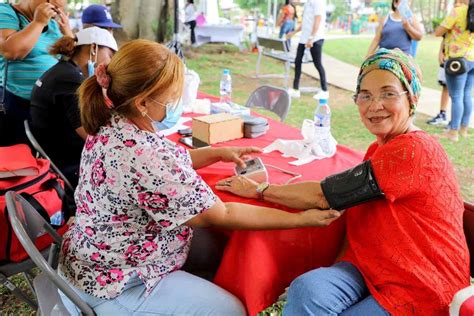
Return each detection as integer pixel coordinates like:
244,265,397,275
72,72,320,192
342,131,470,315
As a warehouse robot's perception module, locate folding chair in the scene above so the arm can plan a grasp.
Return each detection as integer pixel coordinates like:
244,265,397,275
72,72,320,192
245,85,291,122
6,191,94,316
23,120,74,192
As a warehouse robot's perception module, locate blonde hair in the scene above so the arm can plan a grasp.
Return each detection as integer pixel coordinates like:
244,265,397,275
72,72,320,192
79,39,184,135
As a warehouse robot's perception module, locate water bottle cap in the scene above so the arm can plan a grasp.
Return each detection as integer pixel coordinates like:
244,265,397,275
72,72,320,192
319,98,328,105
223,69,230,75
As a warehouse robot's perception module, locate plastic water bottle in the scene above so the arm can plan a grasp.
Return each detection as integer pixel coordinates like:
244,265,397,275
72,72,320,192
313,98,331,128
219,69,232,105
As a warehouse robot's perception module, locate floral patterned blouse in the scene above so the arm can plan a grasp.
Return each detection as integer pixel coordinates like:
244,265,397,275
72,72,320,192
58,114,217,299
441,5,474,61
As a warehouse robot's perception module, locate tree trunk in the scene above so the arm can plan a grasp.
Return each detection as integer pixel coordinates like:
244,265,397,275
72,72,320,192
111,0,168,42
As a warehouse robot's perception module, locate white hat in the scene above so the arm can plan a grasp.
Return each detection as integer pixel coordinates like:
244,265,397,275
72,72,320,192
75,26,118,52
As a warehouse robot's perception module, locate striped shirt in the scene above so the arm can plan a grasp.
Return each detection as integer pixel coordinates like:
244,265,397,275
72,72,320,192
0,4,61,100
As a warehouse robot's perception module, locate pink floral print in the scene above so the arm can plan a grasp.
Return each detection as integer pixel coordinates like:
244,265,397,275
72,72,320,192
59,114,217,299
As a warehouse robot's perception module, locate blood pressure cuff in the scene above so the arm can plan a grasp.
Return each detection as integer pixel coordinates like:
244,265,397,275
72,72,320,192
320,160,384,210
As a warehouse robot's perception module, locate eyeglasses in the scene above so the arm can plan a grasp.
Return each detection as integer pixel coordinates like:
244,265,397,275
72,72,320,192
352,91,408,107
149,97,179,110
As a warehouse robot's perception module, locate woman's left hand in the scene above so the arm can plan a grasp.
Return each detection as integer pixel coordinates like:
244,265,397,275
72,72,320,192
217,147,262,168
401,18,410,30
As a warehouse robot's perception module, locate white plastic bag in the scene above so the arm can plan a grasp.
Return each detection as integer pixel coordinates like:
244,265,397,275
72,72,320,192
182,68,200,113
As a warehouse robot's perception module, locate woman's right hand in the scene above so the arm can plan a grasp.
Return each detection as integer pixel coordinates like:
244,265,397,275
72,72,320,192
300,209,341,227
33,3,57,26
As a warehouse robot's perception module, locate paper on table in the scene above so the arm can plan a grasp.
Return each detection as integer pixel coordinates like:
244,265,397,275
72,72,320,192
160,117,192,136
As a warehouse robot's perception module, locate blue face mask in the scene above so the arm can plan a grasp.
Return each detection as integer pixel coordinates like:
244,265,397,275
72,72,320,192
87,60,96,77
88,45,98,77
152,101,184,131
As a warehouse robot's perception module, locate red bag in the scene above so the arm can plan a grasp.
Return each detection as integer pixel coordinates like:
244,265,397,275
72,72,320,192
0,145,71,262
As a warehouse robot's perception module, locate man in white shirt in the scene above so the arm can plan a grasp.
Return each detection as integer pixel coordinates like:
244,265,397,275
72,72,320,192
287,0,328,99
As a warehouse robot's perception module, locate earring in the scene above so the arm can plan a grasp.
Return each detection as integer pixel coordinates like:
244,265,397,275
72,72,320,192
141,111,147,117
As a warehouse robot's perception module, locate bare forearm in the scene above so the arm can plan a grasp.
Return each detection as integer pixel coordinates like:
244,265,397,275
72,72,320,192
213,202,308,230
263,182,329,210
1,22,45,59
366,37,379,57
404,24,423,41
189,147,221,169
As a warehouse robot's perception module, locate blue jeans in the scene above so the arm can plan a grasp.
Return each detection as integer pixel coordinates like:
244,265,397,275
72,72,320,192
283,262,389,316
59,271,245,315
279,20,295,39
445,60,474,130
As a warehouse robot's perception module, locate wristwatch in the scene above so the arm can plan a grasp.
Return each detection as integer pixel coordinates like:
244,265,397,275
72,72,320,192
256,182,270,201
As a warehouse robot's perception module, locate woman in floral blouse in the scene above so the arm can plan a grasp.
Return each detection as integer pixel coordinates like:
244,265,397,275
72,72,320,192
58,39,341,316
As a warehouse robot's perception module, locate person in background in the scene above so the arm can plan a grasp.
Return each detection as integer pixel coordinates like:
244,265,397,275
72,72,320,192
217,49,469,315
81,4,121,33
184,0,196,45
427,0,468,126
277,0,297,44
427,38,450,126
287,0,328,100
435,0,473,141
30,27,117,187
0,0,72,146
57,39,341,315
366,0,423,57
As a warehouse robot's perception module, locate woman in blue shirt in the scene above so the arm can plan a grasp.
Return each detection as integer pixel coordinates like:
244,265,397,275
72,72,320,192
366,0,423,57
0,0,73,146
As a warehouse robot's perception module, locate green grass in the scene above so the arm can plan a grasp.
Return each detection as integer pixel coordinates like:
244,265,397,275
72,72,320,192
324,35,443,91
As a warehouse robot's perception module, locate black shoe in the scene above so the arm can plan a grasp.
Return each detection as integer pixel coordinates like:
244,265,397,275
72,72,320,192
427,113,448,126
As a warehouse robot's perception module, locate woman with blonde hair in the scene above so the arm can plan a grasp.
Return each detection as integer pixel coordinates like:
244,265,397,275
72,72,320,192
58,39,341,315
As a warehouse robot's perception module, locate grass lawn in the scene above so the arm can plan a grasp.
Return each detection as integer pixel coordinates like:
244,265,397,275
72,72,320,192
1,43,473,315
324,35,442,91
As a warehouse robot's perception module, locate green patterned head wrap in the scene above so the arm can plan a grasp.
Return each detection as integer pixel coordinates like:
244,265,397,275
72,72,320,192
356,48,423,115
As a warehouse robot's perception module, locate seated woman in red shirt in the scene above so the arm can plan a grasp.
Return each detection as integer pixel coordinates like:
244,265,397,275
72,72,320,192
217,48,470,315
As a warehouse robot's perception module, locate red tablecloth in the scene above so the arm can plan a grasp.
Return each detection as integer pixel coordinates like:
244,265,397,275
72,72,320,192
172,92,364,315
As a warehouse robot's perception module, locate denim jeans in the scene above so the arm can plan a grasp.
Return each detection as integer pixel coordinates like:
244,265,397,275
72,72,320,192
283,262,389,316
59,271,245,315
445,59,474,130
279,20,295,39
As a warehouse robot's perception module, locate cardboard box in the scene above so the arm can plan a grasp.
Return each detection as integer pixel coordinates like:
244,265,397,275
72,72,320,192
192,113,244,144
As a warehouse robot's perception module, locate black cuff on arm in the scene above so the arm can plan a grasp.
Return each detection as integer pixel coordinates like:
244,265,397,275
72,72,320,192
320,160,384,210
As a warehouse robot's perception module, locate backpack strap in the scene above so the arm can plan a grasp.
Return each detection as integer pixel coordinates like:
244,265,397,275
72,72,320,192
19,177,72,229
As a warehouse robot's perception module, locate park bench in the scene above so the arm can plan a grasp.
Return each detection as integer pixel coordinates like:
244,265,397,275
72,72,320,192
255,36,315,91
